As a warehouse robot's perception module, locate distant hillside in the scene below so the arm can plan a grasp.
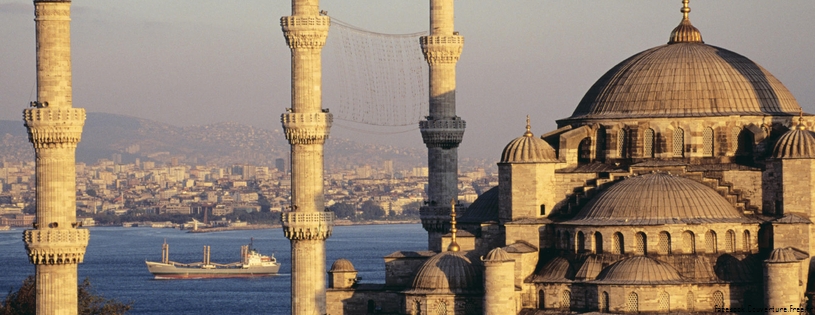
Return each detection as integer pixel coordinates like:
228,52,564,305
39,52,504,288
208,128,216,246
0,112,424,170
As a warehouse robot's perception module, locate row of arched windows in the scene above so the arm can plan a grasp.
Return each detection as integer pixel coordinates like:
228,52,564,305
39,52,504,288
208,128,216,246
587,126,758,160
539,289,726,312
558,229,752,254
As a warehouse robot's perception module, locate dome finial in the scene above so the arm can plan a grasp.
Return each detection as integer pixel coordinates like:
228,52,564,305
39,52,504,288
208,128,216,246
524,115,533,137
797,109,807,130
669,0,703,44
447,198,460,252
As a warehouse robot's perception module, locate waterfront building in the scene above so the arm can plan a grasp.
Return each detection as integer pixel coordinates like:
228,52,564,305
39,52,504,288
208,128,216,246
326,1,815,314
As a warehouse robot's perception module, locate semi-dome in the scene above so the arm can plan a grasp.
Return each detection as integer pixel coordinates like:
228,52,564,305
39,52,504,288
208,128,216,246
563,5,799,122
533,256,574,282
329,258,355,272
501,117,557,163
408,251,482,294
766,248,799,263
772,125,815,159
595,256,683,284
459,186,499,224
568,173,746,225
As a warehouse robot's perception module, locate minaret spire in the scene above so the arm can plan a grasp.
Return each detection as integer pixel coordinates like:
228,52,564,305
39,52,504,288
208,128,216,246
447,198,460,252
524,115,533,137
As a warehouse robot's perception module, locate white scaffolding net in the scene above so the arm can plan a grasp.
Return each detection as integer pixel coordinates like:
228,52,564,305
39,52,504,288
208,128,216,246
323,17,428,127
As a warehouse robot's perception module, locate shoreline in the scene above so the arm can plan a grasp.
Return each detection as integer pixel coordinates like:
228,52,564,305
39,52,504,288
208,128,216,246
158,219,420,233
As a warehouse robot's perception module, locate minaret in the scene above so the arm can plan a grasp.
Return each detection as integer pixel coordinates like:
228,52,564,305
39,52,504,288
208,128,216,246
280,0,334,314
23,0,89,314
419,0,466,252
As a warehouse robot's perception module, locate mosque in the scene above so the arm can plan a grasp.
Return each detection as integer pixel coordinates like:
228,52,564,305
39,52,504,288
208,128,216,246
324,2,815,315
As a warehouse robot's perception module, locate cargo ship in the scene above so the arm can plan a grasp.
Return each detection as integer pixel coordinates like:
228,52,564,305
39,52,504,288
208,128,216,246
145,240,280,279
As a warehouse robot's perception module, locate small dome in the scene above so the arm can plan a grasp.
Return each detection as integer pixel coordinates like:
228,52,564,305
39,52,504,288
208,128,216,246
595,256,683,284
766,248,799,263
715,254,757,282
329,258,355,272
772,127,815,159
570,173,745,225
459,186,499,224
483,247,512,263
500,118,557,163
409,251,482,294
534,257,574,282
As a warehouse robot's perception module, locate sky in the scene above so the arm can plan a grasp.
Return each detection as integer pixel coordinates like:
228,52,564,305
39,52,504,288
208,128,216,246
1,1,814,161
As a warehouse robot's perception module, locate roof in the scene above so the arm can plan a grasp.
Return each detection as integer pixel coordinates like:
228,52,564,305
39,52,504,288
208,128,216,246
458,186,499,224
407,251,483,294
482,247,513,263
594,256,683,284
772,126,815,159
500,124,557,163
329,258,355,272
563,12,800,122
566,173,748,225
532,257,574,282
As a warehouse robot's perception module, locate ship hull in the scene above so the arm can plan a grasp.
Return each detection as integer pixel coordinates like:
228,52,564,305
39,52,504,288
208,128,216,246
146,261,280,279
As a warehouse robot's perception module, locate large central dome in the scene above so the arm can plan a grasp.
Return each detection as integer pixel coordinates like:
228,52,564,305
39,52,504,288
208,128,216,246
565,16,800,121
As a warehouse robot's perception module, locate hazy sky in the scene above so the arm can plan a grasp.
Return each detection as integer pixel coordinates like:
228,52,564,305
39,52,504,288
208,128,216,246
2,1,813,160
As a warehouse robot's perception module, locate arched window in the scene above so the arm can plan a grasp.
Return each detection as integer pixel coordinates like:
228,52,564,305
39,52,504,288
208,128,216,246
683,231,696,254
576,231,585,253
703,127,714,156
659,292,670,313
539,289,545,309
673,128,684,157
563,231,571,250
737,129,754,156
617,129,626,158
601,292,609,312
578,137,592,164
612,232,624,255
594,232,603,254
730,127,741,153
658,231,671,255
706,230,718,254
712,291,724,309
686,292,695,311
644,128,655,158
435,301,447,315
743,230,751,252
596,127,607,161
626,292,638,313
412,300,421,315
635,232,647,255
561,290,571,310
725,230,736,253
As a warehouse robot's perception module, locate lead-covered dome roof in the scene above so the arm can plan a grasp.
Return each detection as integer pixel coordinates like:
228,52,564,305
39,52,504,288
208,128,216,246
594,256,683,284
564,4,800,121
772,125,815,159
567,173,747,225
501,116,557,163
408,251,482,294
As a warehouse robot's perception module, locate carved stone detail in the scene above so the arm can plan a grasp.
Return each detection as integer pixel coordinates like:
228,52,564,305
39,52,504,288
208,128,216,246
23,228,89,265
281,112,333,145
420,35,464,65
281,212,334,241
420,118,466,148
24,107,86,149
281,16,330,49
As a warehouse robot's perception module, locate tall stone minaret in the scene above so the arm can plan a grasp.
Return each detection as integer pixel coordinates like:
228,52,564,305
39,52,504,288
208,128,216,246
23,0,88,314
419,0,465,252
280,0,334,314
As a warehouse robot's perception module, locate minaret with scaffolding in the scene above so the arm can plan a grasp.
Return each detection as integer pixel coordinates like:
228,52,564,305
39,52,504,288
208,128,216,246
419,0,466,252
23,0,89,314
280,0,334,314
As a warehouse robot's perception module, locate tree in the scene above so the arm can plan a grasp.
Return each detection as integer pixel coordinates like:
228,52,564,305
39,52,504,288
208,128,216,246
0,276,132,315
359,200,385,220
401,201,422,218
328,203,356,219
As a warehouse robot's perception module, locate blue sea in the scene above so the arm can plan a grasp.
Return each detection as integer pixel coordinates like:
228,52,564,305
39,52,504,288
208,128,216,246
0,224,426,314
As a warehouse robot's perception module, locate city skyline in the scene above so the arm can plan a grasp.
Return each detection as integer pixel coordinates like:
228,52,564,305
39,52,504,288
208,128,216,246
2,1,813,160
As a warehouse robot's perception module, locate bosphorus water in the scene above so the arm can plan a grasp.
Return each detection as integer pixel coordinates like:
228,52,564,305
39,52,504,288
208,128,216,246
0,224,426,314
